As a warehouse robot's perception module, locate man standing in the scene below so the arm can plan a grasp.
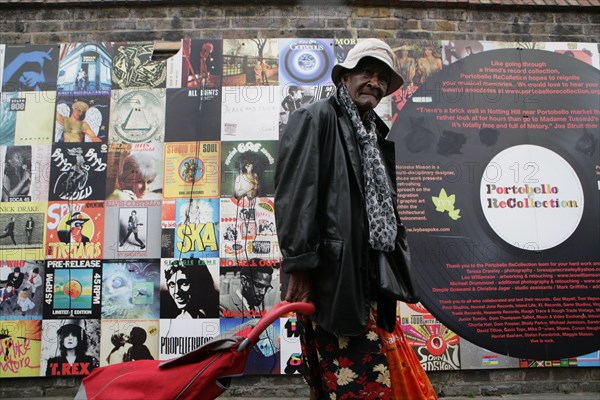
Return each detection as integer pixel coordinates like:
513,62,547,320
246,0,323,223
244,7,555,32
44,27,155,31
0,216,17,245
275,40,428,399
25,217,34,244
120,210,145,249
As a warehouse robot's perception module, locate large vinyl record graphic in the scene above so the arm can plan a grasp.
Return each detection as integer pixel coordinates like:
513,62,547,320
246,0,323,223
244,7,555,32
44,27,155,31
389,49,600,360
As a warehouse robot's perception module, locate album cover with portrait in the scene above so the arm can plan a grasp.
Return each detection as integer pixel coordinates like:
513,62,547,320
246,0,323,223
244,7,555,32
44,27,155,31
105,142,163,202
41,319,100,377
103,200,162,259
0,145,50,202
159,257,220,320
219,258,280,319
220,141,277,199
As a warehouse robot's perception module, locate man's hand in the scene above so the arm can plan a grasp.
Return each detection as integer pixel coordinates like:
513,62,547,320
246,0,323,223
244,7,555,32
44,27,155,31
285,271,311,303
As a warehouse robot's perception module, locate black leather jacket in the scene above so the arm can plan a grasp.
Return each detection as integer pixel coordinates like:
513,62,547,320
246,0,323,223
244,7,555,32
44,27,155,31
275,95,399,335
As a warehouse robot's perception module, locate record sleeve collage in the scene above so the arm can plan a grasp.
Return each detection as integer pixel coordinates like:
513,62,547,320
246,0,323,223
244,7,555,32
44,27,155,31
0,38,598,378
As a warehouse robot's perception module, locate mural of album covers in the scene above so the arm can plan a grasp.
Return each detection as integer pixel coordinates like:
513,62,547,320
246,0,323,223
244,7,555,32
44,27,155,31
222,39,279,87
278,85,335,137
400,302,460,371
164,88,221,142
41,319,100,377
54,91,110,143
109,89,166,144
219,197,280,260
111,42,167,90
181,39,223,89
56,42,113,92
459,338,519,370
105,143,163,201
48,143,108,201
0,145,50,202
220,317,280,375
279,38,334,87
1,44,60,92
104,200,162,259
0,91,56,145
101,260,160,320
0,319,42,378
220,141,277,199
221,86,280,141
279,316,304,375
163,141,220,199
159,318,220,360
42,260,102,319
0,260,45,320
219,259,280,319
174,198,219,259
45,201,104,260
0,202,46,261
99,319,159,366
160,257,220,320
160,199,175,259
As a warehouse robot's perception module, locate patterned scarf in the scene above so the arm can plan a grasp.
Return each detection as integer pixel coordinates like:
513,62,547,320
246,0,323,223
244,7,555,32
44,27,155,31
337,84,397,252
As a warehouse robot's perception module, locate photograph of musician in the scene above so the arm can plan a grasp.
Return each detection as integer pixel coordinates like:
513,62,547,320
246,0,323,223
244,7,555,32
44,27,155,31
120,210,145,249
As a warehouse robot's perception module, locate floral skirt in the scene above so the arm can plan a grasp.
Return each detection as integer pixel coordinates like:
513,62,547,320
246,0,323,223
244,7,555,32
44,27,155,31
298,303,393,400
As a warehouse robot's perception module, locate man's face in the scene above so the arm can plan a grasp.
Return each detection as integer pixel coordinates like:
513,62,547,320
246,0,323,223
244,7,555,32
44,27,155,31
167,270,191,310
342,58,390,116
241,271,272,307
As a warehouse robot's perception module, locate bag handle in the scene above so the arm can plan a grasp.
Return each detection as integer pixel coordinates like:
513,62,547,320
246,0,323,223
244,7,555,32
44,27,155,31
238,301,315,351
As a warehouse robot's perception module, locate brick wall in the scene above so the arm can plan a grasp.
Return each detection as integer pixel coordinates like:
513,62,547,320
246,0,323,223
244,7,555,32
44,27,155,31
0,4,598,45
0,1,598,397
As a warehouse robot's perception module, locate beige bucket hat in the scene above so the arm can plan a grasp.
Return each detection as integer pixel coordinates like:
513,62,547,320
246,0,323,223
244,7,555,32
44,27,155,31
331,39,404,96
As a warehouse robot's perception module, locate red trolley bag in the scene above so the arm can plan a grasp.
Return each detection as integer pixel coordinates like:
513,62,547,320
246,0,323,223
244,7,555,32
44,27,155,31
75,301,315,400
